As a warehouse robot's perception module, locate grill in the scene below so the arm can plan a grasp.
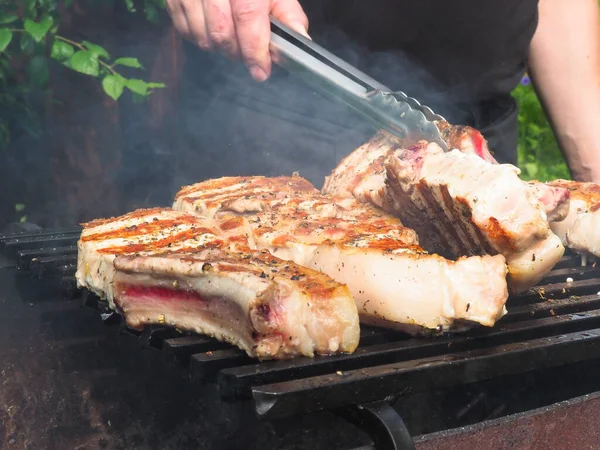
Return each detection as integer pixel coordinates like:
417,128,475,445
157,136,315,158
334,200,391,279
3,226,600,449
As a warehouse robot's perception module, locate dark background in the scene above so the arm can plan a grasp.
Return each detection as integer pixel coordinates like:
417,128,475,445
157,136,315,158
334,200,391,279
0,1,381,231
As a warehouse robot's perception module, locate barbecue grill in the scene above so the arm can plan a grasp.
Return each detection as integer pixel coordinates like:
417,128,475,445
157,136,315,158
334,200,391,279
3,225,600,449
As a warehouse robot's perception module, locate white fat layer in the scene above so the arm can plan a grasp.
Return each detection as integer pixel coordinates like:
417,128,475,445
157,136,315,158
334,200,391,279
76,244,117,307
505,232,565,294
263,242,508,329
119,271,260,314
114,273,258,356
567,211,600,258
550,199,591,245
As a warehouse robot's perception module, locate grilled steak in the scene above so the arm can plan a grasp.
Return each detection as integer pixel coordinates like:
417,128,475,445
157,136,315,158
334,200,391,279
545,180,600,258
75,207,360,359
323,133,565,293
173,175,509,334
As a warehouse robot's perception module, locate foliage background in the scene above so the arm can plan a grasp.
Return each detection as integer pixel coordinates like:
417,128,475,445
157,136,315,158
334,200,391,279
513,76,571,181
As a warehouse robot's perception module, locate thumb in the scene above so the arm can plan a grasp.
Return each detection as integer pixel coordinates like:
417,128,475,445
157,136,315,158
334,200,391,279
271,0,310,39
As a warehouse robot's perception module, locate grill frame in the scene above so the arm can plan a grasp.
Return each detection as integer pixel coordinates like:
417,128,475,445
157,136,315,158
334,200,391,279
3,225,600,450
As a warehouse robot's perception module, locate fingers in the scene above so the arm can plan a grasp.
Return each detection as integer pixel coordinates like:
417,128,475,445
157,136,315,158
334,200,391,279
167,0,211,50
165,0,192,37
202,0,241,59
230,0,272,81
271,0,310,38
166,0,309,83
180,0,212,50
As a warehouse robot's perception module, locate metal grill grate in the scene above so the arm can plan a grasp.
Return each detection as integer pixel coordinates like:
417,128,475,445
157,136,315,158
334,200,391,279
3,227,600,449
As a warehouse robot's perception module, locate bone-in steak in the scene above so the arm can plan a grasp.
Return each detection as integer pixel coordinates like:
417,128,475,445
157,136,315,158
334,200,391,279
173,175,509,335
75,207,360,359
322,132,565,293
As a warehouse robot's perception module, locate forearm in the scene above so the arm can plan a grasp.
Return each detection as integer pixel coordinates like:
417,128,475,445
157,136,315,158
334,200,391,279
528,0,600,182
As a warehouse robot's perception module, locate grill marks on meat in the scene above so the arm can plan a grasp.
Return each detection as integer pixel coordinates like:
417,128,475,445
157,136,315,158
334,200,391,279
76,207,360,360
175,175,419,248
322,131,397,202
174,175,509,334
362,125,571,221
323,133,564,294
174,175,319,219
546,180,600,257
76,208,227,305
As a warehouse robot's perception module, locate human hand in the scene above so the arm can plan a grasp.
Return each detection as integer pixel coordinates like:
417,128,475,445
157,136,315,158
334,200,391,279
165,0,309,82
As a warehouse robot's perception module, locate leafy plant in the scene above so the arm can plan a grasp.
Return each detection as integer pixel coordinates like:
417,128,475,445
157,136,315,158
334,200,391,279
0,0,167,150
513,76,571,181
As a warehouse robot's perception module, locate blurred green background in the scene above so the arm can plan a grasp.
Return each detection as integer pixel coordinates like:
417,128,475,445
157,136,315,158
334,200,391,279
513,77,571,182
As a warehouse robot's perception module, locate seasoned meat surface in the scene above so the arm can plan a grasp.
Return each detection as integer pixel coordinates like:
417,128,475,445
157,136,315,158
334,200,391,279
76,207,360,359
323,133,564,293
546,180,600,258
174,175,509,334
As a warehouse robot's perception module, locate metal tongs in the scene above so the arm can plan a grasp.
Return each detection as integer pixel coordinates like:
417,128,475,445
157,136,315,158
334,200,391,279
269,17,448,150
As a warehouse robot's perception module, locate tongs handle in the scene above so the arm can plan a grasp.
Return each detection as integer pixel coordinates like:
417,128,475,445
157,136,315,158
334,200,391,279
269,17,390,98
268,16,447,148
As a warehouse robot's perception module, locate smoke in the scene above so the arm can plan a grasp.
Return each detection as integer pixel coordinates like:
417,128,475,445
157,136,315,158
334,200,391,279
1,3,475,230
167,20,469,195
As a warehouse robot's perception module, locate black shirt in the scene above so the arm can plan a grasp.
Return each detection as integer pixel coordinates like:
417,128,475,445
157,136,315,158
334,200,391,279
301,0,540,164
174,1,540,190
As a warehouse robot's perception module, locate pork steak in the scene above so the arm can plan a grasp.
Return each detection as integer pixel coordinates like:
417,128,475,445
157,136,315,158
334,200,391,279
75,207,360,359
173,175,509,335
323,132,565,293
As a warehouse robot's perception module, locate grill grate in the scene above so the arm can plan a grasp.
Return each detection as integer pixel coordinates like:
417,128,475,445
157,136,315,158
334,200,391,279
3,227,600,449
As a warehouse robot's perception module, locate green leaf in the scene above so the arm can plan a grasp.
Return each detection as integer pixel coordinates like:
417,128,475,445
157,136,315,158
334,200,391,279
27,55,49,87
125,78,148,95
69,50,99,76
147,82,166,89
14,203,25,212
144,4,160,24
114,57,144,69
0,15,18,25
24,16,54,42
50,40,74,61
38,0,59,12
0,28,12,53
102,74,124,101
82,40,110,59
124,0,136,12
20,33,34,54
24,0,37,18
